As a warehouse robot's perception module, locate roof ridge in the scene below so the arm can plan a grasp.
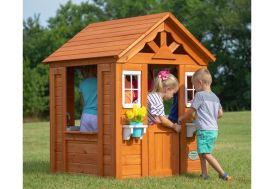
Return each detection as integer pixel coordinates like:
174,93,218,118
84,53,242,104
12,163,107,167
88,12,171,27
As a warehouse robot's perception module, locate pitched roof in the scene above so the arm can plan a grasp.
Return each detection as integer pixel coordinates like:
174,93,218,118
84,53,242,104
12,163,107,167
43,12,215,63
43,12,169,63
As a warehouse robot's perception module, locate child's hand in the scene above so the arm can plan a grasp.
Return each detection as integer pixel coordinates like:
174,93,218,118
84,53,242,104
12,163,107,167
178,109,196,124
178,117,182,125
173,123,181,133
191,111,196,121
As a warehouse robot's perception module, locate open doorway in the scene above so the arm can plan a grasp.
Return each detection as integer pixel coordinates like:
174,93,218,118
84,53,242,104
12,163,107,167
147,64,180,176
148,64,178,117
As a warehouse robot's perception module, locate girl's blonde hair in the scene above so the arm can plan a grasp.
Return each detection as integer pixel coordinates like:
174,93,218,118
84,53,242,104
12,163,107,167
192,68,212,85
152,71,179,92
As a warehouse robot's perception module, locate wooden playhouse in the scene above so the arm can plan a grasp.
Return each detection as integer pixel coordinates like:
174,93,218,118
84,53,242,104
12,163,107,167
43,12,215,179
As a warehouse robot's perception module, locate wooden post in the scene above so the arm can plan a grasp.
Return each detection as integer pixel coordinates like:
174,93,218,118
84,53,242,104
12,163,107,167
178,64,187,173
49,66,56,172
141,64,149,177
61,67,67,172
115,63,123,178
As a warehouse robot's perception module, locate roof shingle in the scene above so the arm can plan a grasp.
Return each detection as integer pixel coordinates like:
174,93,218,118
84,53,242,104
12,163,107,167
43,12,169,62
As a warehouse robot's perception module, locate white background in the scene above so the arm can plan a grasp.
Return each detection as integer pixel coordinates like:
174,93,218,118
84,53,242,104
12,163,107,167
0,0,273,188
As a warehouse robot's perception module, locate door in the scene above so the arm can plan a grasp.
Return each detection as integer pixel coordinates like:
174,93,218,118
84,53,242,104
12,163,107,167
148,124,179,176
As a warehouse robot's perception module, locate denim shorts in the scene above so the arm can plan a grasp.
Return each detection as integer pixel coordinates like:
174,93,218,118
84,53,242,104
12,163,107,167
197,130,218,154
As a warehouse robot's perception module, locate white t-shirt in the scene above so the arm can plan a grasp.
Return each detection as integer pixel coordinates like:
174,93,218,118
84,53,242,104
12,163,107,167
191,91,222,130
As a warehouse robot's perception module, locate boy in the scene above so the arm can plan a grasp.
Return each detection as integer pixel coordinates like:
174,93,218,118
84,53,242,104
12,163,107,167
178,68,231,181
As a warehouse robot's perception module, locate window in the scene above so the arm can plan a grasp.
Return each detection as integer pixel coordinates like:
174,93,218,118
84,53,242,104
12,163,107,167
185,72,195,107
122,71,141,108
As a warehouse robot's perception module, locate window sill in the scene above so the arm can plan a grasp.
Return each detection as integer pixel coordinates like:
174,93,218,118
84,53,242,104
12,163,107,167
64,131,97,135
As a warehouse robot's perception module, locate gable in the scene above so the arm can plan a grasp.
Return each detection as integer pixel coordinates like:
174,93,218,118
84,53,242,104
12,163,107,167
117,14,216,65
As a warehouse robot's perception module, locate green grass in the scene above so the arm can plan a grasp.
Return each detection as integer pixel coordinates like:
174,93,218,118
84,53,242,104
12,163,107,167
23,111,251,189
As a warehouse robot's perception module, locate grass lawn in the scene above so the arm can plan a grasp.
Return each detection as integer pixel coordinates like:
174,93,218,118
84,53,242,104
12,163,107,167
23,111,251,189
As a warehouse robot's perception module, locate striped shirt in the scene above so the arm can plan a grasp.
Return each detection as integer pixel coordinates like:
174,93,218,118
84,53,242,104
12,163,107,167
191,91,222,130
147,92,165,125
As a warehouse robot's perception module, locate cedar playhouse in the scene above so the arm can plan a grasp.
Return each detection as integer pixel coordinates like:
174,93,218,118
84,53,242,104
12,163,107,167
43,12,216,179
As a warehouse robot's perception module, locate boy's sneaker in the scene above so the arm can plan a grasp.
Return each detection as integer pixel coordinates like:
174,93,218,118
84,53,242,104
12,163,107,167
219,173,232,181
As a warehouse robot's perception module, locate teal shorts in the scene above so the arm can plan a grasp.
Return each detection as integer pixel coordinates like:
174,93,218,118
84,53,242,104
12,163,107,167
197,130,218,154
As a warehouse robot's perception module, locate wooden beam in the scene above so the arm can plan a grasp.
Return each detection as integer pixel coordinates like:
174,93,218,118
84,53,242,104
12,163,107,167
117,22,165,63
160,31,167,46
118,14,169,59
115,63,123,178
178,64,186,173
50,67,56,172
61,67,67,172
147,41,159,53
164,22,207,66
97,65,104,176
141,64,149,177
169,42,180,53
128,53,198,65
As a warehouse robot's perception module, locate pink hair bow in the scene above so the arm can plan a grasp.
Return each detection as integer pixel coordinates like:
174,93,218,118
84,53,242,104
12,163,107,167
158,70,170,81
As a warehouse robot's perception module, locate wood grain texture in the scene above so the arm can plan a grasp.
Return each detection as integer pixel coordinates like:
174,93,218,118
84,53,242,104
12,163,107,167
49,67,56,172
148,124,179,176
43,13,168,63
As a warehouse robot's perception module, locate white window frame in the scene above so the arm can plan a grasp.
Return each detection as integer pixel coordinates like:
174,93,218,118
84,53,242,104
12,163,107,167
185,72,195,107
122,70,141,108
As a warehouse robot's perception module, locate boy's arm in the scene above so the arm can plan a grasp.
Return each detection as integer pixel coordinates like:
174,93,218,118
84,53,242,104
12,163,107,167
178,108,196,123
218,108,224,118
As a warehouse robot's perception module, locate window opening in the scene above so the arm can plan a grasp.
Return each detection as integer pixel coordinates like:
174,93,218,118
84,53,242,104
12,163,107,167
185,72,195,107
66,65,98,132
122,71,141,108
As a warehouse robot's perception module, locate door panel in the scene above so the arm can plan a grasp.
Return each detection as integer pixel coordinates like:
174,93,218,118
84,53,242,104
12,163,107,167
148,124,179,176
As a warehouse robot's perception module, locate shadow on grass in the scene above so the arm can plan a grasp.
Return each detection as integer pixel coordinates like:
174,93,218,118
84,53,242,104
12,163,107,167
23,160,50,174
180,173,200,179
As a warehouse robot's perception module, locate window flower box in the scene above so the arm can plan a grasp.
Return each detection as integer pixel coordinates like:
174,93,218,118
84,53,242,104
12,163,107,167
186,123,196,137
122,125,148,140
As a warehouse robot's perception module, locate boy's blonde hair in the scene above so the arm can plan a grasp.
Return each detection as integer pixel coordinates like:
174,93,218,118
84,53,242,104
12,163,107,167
152,71,179,92
192,68,212,85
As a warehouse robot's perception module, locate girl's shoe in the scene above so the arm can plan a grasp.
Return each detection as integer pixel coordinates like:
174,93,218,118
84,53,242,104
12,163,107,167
219,173,232,181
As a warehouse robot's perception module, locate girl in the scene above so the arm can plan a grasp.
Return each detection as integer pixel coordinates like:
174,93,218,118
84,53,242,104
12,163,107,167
147,70,181,133
79,66,98,132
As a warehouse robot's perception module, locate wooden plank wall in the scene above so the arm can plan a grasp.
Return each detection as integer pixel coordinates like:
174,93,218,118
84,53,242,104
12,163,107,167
49,67,55,172
116,63,148,179
179,65,203,173
50,66,67,172
185,135,200,172
121,140,142,178
65,133,98,174
98,64,116,177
